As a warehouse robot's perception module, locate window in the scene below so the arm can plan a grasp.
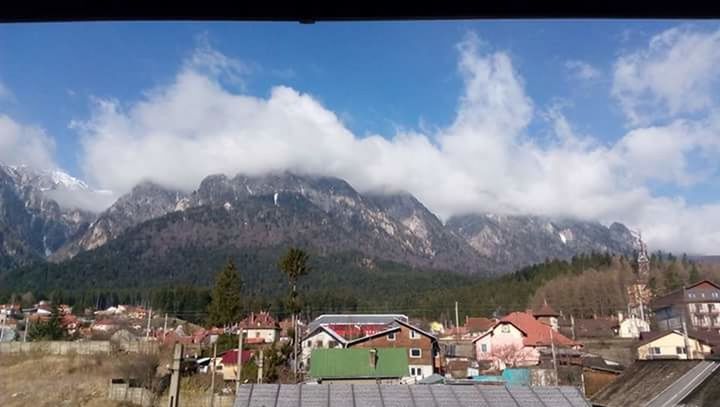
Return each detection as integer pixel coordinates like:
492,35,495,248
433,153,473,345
710,304,715,312
696,304,704,313
652,347,662,355
328,340,337,348
481,344,488,353
410,330,419,339
387,332,396,341
501,325,510,333
410,348,422,358
676,347,687,355
306,341,311,347
255,332,260,338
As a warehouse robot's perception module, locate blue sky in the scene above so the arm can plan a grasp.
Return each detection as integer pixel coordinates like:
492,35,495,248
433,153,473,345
2,21,720,253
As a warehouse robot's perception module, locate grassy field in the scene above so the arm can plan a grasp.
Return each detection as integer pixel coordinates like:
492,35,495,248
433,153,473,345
0,351,131,407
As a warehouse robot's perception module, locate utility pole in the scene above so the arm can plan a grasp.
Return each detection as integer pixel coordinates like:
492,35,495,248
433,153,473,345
167,343,182,407
549,327,559,386
682,317,692,360
236,327,244,394
570,315,576,341
209,341,217,407
293,313,298,380
257,349,264,384
0,314,5,342
23,316,30,342
455,301,460,340
146,308,152,340
163,312,167,343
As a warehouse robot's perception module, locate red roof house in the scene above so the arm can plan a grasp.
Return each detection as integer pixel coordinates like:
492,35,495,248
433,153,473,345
472,311,580,369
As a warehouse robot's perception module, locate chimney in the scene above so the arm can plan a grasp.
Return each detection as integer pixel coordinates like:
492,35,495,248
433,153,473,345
369,348,378,369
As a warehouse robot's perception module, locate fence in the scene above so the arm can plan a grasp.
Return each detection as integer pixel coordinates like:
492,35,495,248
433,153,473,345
158,393,235,407
0,340,111,355
108,379,156,407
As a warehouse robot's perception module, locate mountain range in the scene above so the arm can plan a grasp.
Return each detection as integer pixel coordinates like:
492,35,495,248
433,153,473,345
0,163,637,290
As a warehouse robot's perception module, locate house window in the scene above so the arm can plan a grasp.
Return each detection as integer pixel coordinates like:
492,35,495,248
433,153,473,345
481,344,488,353
410,348,422,358
306,340,311,347
710,304,716,312
328,340,337,348
676,347,687,355
501,325,510,333
255,332,260,338
410,330,419,339
387,332,396,341
696,304,704,313
652,347,662,355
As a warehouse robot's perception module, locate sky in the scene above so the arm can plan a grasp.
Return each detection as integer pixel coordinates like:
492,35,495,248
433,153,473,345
1,20,720,254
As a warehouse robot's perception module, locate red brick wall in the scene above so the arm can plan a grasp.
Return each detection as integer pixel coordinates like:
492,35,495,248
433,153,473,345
350,325,435,366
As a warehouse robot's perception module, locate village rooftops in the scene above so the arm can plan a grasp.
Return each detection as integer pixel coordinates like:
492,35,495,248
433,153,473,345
221,349,254,365
472,311,579,347
233,383,591,407
239,311,279,330
533,301,560,317
464,317,495,333
307,314,408,332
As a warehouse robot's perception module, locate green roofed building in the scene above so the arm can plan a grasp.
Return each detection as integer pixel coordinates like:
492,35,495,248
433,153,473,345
309,348,409,384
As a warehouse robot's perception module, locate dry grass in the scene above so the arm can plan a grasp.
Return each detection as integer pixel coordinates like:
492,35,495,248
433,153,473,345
0,352,134,407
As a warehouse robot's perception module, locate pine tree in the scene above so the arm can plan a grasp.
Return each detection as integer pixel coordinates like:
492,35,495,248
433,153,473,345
688,263,701,284
278,248,311,315
207,260,242,327
28,303,65,341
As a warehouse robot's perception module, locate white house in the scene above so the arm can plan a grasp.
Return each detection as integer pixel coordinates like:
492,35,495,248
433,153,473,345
300,325,348,371
617,315,650,339
239,311,280,344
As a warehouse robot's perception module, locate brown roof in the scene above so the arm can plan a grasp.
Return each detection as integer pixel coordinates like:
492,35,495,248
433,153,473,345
464,317,495,333
637,329,720,347
573,318,616,339
533,301,559,317
652,280,720,309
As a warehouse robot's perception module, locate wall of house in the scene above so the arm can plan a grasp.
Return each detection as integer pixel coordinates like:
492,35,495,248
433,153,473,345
300,330,344,369
350,326,435,371
245,328,277,344
637,333,710,360
618,318,650,339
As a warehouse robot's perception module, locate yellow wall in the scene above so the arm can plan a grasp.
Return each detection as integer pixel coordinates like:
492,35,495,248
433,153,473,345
637,332,711,360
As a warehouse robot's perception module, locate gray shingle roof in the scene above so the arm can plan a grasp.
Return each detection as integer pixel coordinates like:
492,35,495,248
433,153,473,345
307,314,408,332
234,384,591,407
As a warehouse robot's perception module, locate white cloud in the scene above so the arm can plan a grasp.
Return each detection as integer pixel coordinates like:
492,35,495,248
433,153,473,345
612,26,720,126
565,60,602,81
68,31,720,254
0,80,13,101
0,115,57,169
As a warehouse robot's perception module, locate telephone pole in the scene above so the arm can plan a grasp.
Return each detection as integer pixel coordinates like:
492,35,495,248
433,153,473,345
549,327,559,386
236,327,244,394
145,308,152,339
163,313,168,341
167,343,182,407
455,301,460,340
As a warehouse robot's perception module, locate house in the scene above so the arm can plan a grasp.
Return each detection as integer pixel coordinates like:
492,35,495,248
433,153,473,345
239,311,280,344
652,280,720,332
346,319,440,381
617,314,650,339
636,330,717,360
591,360,720,407
533,301,560,330
92,319,119,332
300,325,348,370
219,349,254,381
234,383,592,406
300,314,409,370
472,311,580,370
308,348,409,384
465,317,496,335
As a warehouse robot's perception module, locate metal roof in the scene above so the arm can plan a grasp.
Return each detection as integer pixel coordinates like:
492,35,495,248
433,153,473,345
645,361,720,407
307,314,408,332
309,348,409,379
233,384,591,407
